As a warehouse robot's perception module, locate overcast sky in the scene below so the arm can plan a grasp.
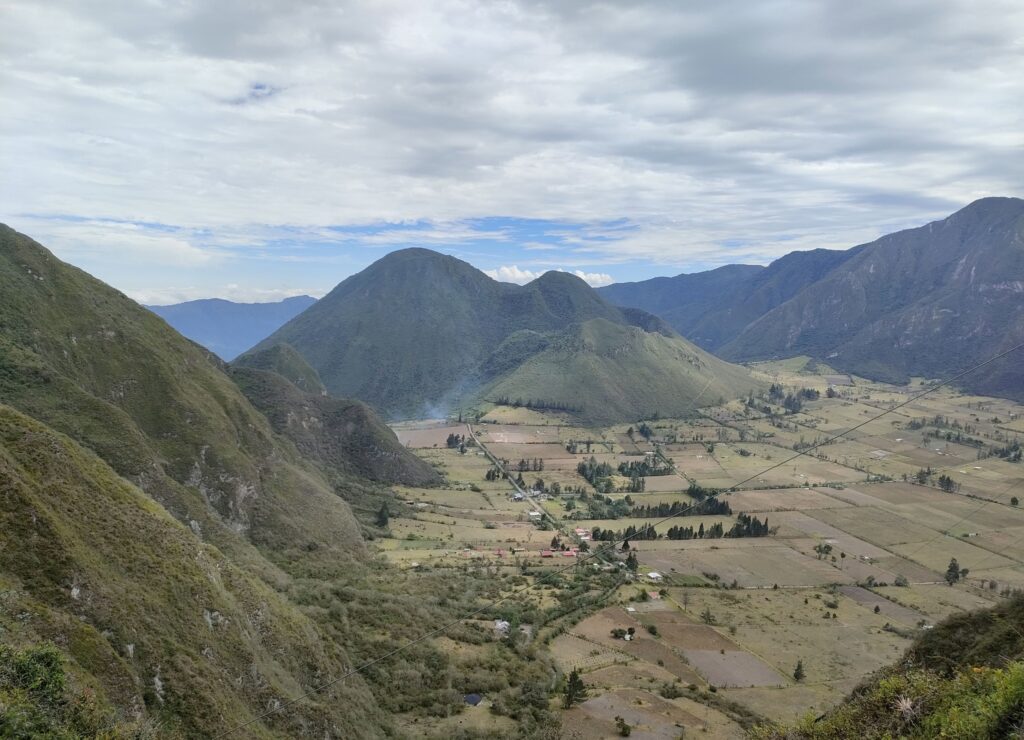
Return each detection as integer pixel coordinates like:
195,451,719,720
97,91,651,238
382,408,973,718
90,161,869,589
3,1,1022,303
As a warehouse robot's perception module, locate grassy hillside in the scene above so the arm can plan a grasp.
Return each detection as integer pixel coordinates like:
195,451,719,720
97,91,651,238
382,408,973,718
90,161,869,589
252,248,749,420
230,357,440,488
148,295,316,361
0,404,387,738
476,318,760,423
0,229,566,737
0,223,379,570
754,595,1024,739
232,341,327,394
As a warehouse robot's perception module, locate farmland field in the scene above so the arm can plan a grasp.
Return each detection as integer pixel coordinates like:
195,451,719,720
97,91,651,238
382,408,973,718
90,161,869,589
381,367,1024,735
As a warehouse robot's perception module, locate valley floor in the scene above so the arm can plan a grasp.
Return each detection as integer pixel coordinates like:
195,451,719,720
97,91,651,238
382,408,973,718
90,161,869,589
385,360,1024,738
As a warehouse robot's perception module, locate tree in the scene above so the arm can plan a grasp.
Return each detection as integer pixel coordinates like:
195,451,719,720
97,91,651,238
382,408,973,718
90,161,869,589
700,607,716,625
375,503,390,528
625,551,639,572
793,659,806,682
945,557,962,585
562,668,588,708
615,716,632,736
1013,497,1020,506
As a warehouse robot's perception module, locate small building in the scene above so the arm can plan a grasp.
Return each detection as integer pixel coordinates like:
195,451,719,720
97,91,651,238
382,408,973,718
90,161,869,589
646,571,664,583
541,550,554,558
528,511,542,519
494,619,511,634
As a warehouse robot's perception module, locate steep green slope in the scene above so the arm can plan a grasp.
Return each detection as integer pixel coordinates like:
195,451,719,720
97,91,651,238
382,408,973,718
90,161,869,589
0,404,386,738
720,198,1024,398
250,248,664,418
476,318,760,423
230,356,440,487
754,595,1024,739
0,224,384,570
147,295,316,361
232,341,327,394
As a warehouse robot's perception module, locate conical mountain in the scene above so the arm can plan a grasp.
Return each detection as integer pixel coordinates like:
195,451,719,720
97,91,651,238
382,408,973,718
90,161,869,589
252,248,757,419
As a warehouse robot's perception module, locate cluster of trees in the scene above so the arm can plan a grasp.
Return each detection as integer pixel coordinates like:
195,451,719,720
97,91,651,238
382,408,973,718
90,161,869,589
630,499,731,518
579,495,633,520
912,467,960,492
946,557,969,585
994,440,1022,463
764,384,819,414
492,396,582,413
515,457,545,472
590,514,770,542
617,459,671,477
577,456,615,491
445,433,465,449
484,467,506,481
591,524,657,542
729,513,771,537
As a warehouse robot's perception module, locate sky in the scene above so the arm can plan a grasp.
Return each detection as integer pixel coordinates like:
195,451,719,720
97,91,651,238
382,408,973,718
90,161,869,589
2,1,1022,304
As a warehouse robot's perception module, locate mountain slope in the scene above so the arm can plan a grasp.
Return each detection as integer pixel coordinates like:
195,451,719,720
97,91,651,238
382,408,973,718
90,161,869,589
598,247,863,351
0,403,387,738
148,295,316,360
231,348,440,487
720,197,1024,398
0,224,368,568
476,318,759,422
598,264,764,346
250,248,724,419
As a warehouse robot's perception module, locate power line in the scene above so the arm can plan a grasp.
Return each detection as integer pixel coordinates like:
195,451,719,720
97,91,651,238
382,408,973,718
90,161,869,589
215,339,1024,737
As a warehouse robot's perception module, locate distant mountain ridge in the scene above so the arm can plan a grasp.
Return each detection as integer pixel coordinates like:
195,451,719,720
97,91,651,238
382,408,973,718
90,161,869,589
148,294,316,360
600,197,1024,400
250,247,759,420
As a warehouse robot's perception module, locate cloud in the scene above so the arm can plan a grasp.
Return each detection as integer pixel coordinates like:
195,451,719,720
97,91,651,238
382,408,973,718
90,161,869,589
1,0,1021,292
485,265,614,286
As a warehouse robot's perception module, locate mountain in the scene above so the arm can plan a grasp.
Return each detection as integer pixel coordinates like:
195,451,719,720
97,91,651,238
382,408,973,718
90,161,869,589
477,318,758,422
720,197,1024,399
598,264,764,347
0,224,457,735
0,224,366,565
148,295,316,360
598,248,863,350
250,248,759,419
0,403,387,738
600,198,1024,400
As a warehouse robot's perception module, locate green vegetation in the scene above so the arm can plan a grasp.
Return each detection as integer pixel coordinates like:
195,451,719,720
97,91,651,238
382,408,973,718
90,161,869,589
248,247,758,420
478,318,760,424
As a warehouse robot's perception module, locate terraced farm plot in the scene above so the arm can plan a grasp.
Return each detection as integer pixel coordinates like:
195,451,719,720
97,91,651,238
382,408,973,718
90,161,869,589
682,650,785,688
873,583,998,620
393,422,469,447
637,540,850,588
635,473,690,491
723,487,852,512
568,689,741,740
